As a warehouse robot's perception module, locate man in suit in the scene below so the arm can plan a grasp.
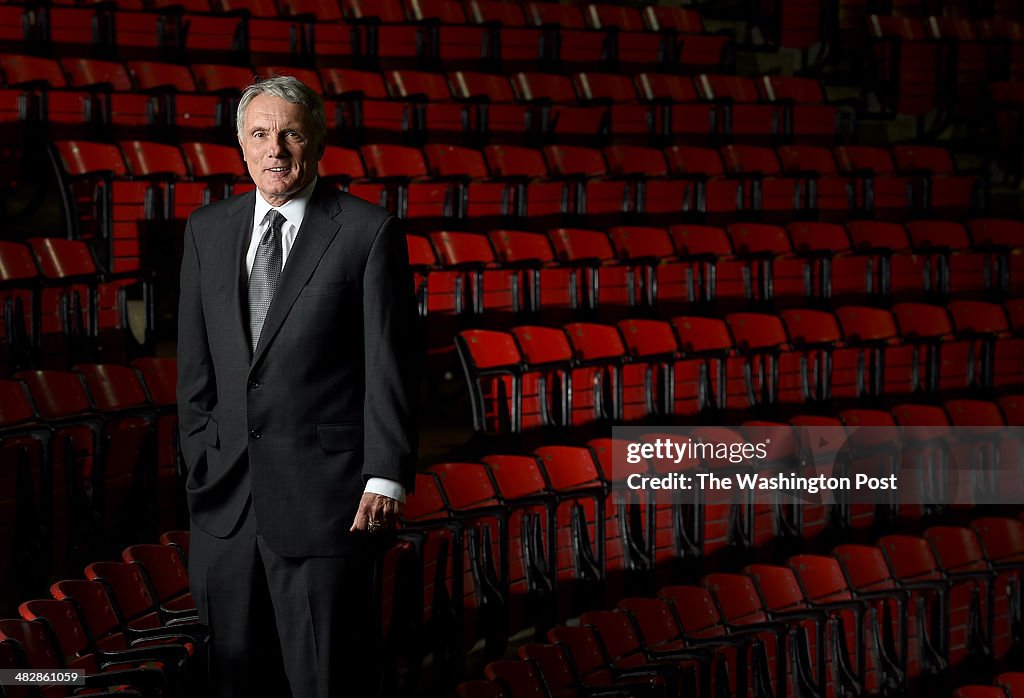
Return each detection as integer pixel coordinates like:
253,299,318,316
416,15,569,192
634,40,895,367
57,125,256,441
176,75,419,698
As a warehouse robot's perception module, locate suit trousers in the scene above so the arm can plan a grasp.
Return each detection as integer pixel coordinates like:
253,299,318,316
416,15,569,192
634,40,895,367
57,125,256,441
189,497,380,698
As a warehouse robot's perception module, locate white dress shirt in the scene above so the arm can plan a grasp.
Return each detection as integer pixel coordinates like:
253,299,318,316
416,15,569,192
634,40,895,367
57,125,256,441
248,179,406,503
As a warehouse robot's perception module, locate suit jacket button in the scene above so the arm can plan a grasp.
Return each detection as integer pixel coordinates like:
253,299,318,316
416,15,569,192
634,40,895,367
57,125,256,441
248,379,260,389
249,428,261,439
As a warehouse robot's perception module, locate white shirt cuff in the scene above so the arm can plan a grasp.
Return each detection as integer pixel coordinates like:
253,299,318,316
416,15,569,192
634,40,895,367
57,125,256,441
364,477,405,503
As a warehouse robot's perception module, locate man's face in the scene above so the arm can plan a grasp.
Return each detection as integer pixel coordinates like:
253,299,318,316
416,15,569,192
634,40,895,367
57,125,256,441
239,93,322,206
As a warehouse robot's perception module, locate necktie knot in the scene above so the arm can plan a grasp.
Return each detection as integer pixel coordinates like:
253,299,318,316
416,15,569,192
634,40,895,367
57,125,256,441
262,210,285,243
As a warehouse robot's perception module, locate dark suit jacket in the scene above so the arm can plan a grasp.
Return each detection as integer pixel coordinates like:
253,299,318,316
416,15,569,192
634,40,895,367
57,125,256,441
176,184,419,557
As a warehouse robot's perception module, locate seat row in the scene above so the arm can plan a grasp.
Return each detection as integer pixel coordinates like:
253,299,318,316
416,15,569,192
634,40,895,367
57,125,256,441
48,139,998,271
867,15,1024,122
1,532,207,697
0,237,152,367
409,222,1022,321
0,359,181,600
957,674,1024,698
0,1,730,70
456,525,1024,697
0,56,847,145
456,312,1024,432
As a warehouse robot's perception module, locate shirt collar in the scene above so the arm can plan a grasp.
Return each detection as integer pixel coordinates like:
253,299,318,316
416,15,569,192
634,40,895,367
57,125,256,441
254,176,319,230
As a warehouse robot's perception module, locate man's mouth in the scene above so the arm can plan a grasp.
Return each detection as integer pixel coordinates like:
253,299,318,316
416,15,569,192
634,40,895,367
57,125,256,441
267,167,290,172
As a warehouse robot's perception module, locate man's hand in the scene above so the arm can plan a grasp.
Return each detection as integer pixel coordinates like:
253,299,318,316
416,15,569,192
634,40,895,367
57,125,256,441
350,492,401,532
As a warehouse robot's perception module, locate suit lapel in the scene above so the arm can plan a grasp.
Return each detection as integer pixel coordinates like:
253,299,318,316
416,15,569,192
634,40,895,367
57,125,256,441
250,184,343,369
229,192,255,356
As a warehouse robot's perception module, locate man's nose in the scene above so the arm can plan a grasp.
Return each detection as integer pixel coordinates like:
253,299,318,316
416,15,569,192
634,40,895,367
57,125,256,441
267,134,287,156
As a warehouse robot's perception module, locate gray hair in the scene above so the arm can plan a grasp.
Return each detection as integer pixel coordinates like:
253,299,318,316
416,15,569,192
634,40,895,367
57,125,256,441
236,75,327,150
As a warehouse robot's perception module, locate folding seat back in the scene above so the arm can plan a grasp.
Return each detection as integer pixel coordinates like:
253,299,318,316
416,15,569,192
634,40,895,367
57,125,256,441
868,15,942,117
483,659,547,697
28,237,140,343
120,140,187,179
0,241,38,351
456,329,528,433
525,3,586,29
0,618,70,674
925,526,990,575
603,145,669,177
578,609,650,668
18,597,106,672
480,454,557,633
429,461,511,655
511,325,573,366
85,557,175,631
703,572,769,625
484,145,548,178
616,596,683,649
892,145,956,176
969,219,1024,250
789,554,855,604
789,222,871,299
407,0,466,23
948,301,1009,336
678,314,763,410
642,7,729,67
55,140,128,178
0,54,68,88
544,227,617,267
564,322,651,421
423,144,489,179
122,543,194,614
512,72,576,103
449,71,517,103
972,518,1024,566
126,61,196,91
881,533,988,666
836,306,899,343
386,70,452,100
607,226,676,260
74,363,159,543
658,585,729,639
585,4,645,31
617,317,706,416
573,72,638,102
181,141,245,181
725,312,788,351
430,231,521,314
997,672,1024,697
835,145,898,184
319,145,369,183
904,219,969,249
543,145,607,178
932,525,1020,664
782,308,842,345
321,68,389,100
486,231,575,312
61,58,133,92
908,220,990,295
549,229,636,307
50,578,129,652
778,144,841,175
15,370,103,573
190,63,256,94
